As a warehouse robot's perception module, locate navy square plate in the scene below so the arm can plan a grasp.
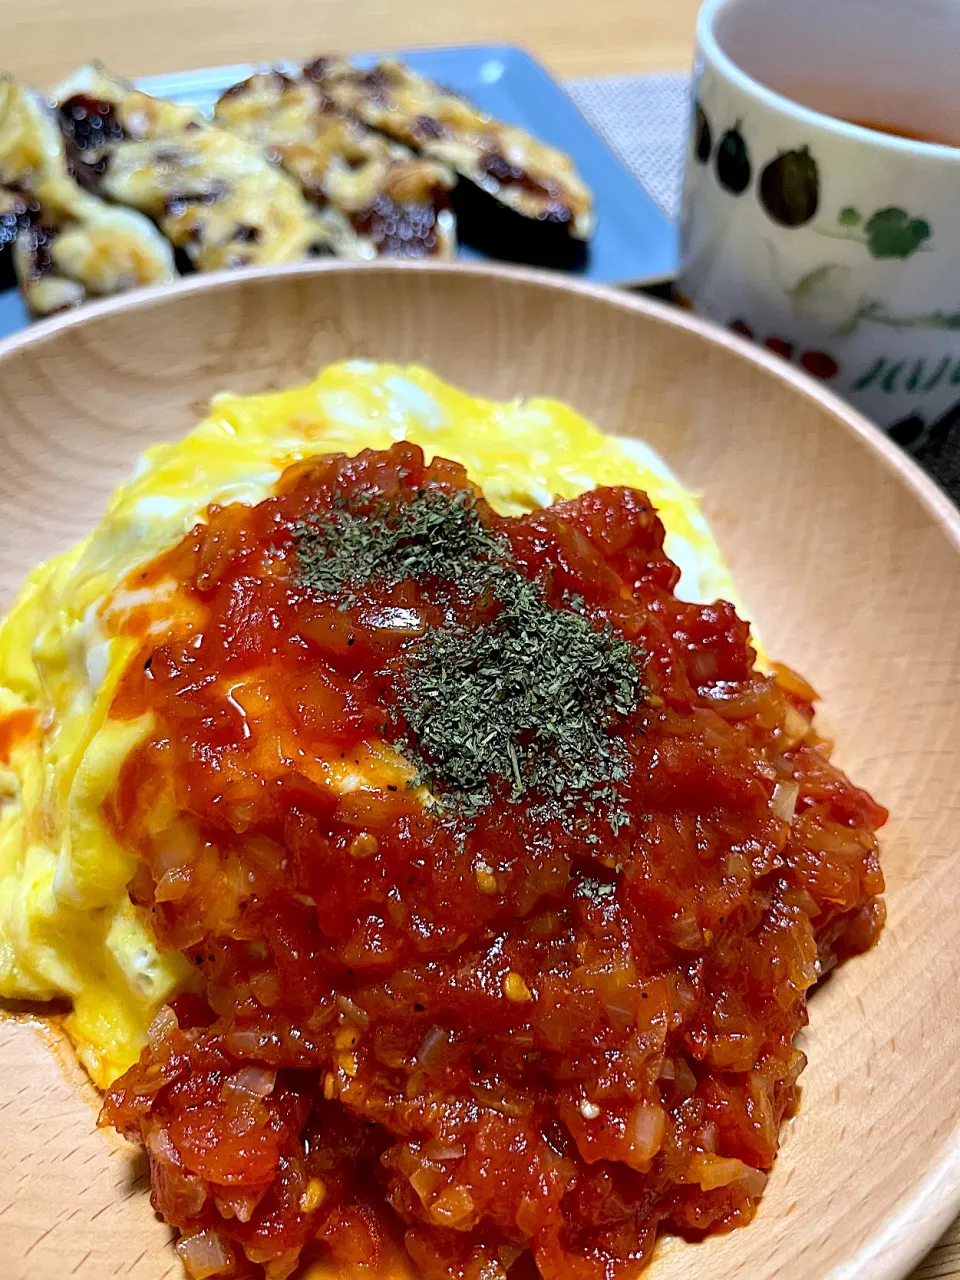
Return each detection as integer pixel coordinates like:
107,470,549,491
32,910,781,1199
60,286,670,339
0,45,678,339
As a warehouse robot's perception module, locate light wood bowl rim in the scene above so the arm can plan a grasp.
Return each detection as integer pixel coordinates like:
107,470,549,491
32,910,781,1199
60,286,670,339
2,258,959,1280
0,258,957,556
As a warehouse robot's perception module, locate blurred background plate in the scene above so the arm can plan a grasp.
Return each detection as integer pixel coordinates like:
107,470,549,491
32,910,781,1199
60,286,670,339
0,45,678,341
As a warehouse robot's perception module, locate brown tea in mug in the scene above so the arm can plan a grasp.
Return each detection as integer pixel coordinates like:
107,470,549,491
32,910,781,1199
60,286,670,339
778,81,960,148
844,118,960,147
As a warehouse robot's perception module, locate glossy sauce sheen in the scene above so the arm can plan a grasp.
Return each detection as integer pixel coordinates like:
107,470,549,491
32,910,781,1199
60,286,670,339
101,445,886,1280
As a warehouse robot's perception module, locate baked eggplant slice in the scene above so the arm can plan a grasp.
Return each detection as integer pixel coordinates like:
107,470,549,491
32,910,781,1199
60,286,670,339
306,57,594,268
51,64,352,268
52,64,198,190
0,187,83,313
0,75,175,316
8,187,180,316
0,187,21,288
96,130,347,270
214,71,456,260
0,73,66,190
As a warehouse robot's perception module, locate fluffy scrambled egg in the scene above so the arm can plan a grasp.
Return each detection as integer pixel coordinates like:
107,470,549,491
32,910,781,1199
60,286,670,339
0,362,749,1088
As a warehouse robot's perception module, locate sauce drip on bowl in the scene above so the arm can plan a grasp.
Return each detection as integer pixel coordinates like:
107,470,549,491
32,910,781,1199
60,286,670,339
101,444,885,1280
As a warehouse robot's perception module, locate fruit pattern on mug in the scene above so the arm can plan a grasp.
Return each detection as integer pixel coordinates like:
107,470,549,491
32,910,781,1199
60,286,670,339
675,301,959,452
715,123,752,194
784,264,959,338
828,206,932,259
723,321,960,400
693,104,937,255
693,102,820,227
728,319,839,380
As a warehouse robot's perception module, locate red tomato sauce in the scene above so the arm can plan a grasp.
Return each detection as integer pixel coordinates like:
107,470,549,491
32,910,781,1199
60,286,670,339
100,444,885,1280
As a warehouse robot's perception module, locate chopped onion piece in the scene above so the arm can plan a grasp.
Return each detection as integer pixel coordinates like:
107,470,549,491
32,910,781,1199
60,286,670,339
175,1229,233,1279
422,1139,466,1160
146,1004,178,1051
223,1065,276,1100
771,781,800,823
625,1102,666,1168
145,1124,178,1162
670,910,704,950
687,1153,770,1197
415,1024,450,1065
409,1161,445,1205
780,704,810,751
214,1189,260,1223
429,1183,476,1227
225,1027,280,1057
337,993,370,1026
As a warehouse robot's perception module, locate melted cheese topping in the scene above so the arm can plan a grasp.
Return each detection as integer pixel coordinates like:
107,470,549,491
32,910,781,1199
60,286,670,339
101,130,342,268
214,72,456,260
51,64,346,270
315,59,594,238
0,362,749,1088
0,74,175,315
51,63,201,141
0,73,66,187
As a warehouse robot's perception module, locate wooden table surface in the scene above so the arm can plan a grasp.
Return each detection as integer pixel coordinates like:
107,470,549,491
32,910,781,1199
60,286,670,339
2,1,958,1276
4,0,702,86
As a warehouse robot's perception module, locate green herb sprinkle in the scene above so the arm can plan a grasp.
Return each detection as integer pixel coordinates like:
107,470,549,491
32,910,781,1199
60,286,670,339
292,484,646,827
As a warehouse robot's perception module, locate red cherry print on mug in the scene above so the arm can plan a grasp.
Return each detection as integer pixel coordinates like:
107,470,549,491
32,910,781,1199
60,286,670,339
800,350,839,379
724,324,838,381
764,336,794,360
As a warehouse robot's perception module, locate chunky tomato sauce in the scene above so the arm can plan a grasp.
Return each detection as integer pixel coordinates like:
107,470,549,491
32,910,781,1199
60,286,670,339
101,445,885,1280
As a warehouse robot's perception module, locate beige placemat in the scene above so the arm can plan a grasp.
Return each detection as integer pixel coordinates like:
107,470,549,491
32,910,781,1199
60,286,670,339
565,71,689,220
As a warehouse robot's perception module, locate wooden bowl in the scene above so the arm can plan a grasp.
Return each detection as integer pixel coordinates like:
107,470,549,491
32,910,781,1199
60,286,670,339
1,262,959,1280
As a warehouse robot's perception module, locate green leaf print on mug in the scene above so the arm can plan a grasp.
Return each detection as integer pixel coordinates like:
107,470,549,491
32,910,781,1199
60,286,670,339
863,208,931,258
787,263,960,336
853,354,960,394
789,265,865,334
823,206,932,258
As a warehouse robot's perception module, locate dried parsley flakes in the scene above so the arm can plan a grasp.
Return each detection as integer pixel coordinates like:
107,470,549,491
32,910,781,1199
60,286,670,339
294,487,505,603
292,484,646,826
398,571,643,822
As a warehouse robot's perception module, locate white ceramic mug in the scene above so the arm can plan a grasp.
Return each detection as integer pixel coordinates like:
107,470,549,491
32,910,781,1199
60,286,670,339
678,0,960,449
